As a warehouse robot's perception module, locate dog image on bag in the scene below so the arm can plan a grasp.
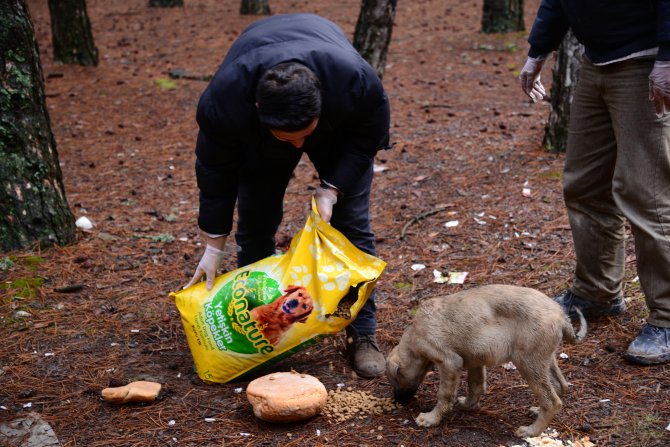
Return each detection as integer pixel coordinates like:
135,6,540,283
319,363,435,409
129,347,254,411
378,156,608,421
386,284,586,438
250,285,314,345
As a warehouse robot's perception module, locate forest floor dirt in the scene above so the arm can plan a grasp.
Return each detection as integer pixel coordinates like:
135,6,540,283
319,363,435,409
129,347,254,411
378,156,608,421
1,0,669,446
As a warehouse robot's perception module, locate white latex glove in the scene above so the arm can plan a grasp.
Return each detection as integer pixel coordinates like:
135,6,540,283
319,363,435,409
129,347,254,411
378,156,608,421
314,186,339,223
184,243,226,290
649,61,670,117
519,56,547,103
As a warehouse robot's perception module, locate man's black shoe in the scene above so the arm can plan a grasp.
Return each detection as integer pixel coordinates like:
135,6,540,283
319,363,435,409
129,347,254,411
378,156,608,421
553,290,625,319
624,324,670,365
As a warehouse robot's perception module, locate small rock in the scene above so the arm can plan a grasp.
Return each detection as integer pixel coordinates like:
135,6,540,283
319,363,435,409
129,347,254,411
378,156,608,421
0,412,61,447
578,422,593,433
17,390,35,398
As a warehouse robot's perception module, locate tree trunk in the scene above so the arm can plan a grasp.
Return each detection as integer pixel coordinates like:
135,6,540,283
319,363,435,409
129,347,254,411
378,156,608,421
481,0,524,34
543,31,584,153
47,0,98,66
240,0,270,15
148,0,184,7
353,0,397,80
0,0,76,251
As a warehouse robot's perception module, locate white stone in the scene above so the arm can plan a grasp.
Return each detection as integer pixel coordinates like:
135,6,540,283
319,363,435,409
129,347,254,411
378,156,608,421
75,216,93,230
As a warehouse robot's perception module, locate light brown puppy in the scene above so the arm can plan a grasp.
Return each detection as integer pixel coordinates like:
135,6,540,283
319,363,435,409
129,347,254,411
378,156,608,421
386,284,586,438
250,285,314,345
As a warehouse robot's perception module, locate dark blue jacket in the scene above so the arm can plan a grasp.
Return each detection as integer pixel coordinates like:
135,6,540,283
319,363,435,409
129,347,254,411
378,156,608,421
528,0,670,63
195,14,390,235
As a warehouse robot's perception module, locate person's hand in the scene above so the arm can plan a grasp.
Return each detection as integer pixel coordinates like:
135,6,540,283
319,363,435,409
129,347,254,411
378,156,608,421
649,61,670,117
314,186,339,223
184,241,226,290
519,56,547,103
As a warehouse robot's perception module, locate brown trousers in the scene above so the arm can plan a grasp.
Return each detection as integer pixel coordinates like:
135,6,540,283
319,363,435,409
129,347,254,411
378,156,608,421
564,56,670,328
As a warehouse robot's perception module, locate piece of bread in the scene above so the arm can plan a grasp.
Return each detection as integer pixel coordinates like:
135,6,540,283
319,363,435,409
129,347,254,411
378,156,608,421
246,371,328,422
101,380,162,404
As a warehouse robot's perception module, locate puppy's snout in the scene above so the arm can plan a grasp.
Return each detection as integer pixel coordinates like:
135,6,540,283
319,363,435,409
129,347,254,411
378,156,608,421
393,389,415,405
286,298,299,309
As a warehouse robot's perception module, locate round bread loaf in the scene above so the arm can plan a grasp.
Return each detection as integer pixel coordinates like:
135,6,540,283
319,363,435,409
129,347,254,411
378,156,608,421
246,371,328,422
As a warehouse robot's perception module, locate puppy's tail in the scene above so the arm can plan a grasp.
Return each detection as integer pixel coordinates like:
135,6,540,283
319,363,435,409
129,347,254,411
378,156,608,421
563,307,587,343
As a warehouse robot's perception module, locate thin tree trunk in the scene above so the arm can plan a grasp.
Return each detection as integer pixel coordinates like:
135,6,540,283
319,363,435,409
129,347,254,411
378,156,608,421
482,0,524,34
353,0,397,80
543,31,584,152
240,0,270,15
47,0,98,66
148,0,184,7
0,0,76,251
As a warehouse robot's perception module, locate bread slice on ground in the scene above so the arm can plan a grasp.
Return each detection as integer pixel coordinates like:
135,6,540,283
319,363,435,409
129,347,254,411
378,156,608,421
101,380,162,404
246,371,327,422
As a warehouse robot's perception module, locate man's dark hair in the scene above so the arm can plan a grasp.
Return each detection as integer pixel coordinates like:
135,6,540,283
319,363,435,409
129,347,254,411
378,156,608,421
256,62,322,131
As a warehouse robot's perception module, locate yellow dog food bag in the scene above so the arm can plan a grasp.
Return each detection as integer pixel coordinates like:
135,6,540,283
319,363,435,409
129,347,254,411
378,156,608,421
170,201,386,383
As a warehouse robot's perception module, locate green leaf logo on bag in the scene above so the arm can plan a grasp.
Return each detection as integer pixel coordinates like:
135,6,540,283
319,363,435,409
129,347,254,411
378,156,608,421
204,270,281,354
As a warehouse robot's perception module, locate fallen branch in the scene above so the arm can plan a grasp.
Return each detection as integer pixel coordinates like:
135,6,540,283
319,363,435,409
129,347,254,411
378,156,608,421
400,205,452,239
420,103,453,109
168,68,212,81
54,284,86,293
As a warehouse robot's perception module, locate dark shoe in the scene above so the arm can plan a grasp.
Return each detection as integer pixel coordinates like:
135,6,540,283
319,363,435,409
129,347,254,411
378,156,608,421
624,324,670,365
553,290,625,319
345,327,385,378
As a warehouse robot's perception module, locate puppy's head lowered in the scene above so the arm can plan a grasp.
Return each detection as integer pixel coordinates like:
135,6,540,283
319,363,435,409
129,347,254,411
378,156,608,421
386,341,432,405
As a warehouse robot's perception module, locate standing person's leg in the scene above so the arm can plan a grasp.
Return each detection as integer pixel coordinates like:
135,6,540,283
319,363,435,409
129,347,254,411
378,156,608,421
329,164,377,335
558,58,627,316
326,163,385,377
236,145,302,267
604,57,670,364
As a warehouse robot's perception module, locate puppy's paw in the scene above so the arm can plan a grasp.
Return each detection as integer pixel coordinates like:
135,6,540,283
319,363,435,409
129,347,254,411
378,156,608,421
456,396,479,410
515,425,541,439
415,411,441,427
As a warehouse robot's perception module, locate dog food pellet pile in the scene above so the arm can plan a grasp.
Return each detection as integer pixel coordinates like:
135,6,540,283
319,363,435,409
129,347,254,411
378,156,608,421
322,387,399,422
511,431,595,447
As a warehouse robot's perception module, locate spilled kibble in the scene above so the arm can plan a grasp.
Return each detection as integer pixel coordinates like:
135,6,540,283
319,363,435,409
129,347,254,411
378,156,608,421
512,430,596,447
322,387,399,423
